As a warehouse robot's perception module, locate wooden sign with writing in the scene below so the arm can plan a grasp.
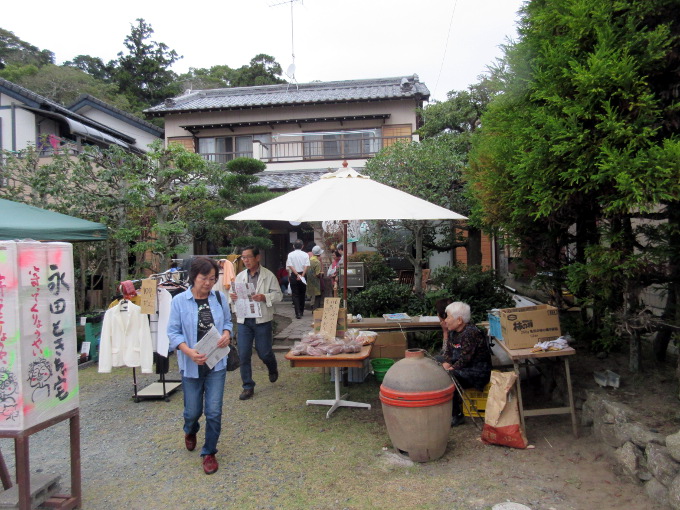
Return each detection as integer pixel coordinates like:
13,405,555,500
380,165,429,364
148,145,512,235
320,297,341,339
140,278,157,314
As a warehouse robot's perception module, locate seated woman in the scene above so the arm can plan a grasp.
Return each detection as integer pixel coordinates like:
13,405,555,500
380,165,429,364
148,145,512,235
441,301,492,427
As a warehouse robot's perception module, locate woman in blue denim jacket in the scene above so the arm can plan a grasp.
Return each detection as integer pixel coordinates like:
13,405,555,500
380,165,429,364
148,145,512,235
168,257,233,475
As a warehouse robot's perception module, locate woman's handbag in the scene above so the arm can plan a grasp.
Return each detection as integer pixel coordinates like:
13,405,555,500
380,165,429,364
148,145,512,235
227,344,240,372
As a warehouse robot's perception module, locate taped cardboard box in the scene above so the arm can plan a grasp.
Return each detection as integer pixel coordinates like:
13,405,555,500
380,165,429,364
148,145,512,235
370,331,407,359
499,304,561,349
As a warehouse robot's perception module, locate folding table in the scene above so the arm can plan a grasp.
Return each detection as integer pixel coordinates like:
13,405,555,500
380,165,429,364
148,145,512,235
496,341,578,438
285,344,373,418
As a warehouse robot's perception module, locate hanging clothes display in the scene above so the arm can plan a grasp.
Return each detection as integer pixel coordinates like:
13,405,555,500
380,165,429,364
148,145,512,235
222,258,236,289
152,280,187,375
98,300,153,374
156,287,174,356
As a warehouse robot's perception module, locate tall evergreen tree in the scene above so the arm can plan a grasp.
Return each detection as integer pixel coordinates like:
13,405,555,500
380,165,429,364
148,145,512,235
113,19,182,109
468,0,680,370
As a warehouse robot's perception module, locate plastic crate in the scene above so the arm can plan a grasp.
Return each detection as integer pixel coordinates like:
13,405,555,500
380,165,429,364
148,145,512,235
461,382,491,418
330,359,371,383
488,313,503,340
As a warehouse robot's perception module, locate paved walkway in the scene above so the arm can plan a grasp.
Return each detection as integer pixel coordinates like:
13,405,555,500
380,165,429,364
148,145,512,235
273,297,313,343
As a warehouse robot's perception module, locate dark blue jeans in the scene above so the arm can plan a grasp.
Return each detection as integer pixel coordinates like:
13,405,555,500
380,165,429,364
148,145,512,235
182,367,226,456
237,319,278,390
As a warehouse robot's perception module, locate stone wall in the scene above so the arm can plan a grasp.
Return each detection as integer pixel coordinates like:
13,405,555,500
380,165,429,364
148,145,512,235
582,390,680,508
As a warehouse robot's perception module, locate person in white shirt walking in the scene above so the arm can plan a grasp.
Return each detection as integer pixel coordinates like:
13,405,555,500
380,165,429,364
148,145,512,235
286,239,310,319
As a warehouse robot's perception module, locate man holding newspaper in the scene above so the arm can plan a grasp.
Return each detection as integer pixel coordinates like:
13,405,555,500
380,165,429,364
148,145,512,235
230,246,283,402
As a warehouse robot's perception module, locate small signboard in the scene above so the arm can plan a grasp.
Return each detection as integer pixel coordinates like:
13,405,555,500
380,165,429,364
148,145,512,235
140,278,157,315
320,297,341,339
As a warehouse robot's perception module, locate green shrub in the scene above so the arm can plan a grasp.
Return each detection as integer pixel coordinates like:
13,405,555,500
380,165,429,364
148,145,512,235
428,264,514,323
348,251,395,285
225,157,266,174
348,282,428,317
560,312,624,353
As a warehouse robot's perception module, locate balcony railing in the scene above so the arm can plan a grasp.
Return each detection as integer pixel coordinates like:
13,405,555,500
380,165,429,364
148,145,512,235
261,136,411,163
197,136,412,165
198,151,254,163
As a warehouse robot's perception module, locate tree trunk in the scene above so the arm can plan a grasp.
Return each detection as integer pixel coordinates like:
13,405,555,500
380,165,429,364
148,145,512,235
413,223,424,295
467,227,482,266
630,332,642,372
77,245,87,313
656,202,680,362
621,215,643,372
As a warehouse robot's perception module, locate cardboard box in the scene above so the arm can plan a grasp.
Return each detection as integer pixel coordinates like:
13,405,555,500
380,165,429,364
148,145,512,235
370,331,407,359
313,308,347,337
499,304,561,349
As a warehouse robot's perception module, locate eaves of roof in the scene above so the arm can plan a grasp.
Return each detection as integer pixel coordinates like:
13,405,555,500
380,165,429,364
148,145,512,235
255,168,364,191
145,75,430,117
0,78,136,144
68,94,164,137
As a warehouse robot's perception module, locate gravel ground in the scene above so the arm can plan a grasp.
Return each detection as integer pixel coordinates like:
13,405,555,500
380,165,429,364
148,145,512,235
0,346,658,510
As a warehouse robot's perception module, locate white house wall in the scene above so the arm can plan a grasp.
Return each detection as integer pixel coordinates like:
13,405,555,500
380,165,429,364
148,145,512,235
75,107,159,151
0,98,36,151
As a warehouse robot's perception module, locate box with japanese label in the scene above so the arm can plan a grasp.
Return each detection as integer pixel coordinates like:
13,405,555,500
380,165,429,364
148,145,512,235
499,304,561,350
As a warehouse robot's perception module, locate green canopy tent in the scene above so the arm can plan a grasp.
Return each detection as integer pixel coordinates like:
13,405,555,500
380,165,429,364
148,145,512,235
0,199,107,241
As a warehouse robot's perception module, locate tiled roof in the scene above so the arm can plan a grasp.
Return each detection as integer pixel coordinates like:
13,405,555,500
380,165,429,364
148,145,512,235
0,77,135,143
256,168,365,191
145,75,429,115
68,94,164,136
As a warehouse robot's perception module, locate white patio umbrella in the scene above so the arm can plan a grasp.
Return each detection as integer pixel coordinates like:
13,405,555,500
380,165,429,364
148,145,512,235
225,162,467,301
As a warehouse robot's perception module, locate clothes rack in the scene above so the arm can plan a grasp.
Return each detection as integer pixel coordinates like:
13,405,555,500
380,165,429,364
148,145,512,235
130,279,186,402
102,282,183,403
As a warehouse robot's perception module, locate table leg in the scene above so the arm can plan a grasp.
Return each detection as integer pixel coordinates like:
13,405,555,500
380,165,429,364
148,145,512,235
0,447,12,490
306,367,371,418
15,436,30,510
513,360,526,432
564,357,579,438
70,412,82,507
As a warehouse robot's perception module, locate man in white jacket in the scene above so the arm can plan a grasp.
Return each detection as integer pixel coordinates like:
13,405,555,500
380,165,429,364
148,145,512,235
230,246,283,401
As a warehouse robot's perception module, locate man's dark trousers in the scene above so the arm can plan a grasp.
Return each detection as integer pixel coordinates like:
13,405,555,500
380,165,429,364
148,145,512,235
290,278,306,317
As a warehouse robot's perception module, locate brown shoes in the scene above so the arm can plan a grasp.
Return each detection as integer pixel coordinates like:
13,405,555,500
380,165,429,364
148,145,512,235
185,433,197,451
202,454,218,475
239,388,254,400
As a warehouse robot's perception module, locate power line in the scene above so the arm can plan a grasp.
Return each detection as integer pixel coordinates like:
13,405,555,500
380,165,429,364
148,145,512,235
433,0,459,100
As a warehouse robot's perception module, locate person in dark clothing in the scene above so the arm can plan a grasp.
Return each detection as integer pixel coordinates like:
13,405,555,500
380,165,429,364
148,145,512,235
441,301,492,427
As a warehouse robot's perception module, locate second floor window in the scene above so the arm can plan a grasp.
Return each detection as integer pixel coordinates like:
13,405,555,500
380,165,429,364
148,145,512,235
198,135,254,162
302,129,382,159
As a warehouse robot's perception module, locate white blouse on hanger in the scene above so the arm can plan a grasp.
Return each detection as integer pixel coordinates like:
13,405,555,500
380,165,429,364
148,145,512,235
98,300,153,373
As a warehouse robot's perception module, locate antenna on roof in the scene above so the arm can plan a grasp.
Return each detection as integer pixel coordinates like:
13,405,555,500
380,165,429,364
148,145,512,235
269,0,301,92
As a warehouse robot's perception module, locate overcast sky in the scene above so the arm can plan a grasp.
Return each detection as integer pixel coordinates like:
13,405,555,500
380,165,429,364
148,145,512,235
6,0,525,103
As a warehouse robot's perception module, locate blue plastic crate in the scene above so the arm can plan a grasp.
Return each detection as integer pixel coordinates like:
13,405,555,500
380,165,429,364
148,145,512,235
488,313,503,340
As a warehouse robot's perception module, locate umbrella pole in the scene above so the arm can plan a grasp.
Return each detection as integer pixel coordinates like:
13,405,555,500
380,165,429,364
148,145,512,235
343,220,348,308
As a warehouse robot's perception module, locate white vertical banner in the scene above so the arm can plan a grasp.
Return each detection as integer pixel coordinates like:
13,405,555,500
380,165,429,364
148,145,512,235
0,242,22,429
0,241,79,432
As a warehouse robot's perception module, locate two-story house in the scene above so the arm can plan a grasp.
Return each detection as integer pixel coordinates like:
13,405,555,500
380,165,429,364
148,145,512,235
0,78,163,156
145,75,436,267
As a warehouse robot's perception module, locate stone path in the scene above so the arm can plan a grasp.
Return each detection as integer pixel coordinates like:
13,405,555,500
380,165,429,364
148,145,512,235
272,297,314,347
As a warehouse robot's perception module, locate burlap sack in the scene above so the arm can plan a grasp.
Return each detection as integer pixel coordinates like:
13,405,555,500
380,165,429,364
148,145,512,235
480,370,528,449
